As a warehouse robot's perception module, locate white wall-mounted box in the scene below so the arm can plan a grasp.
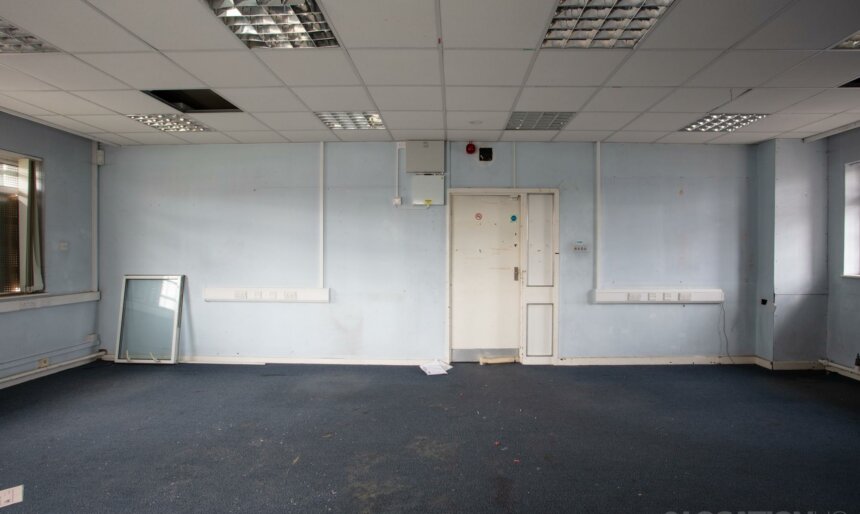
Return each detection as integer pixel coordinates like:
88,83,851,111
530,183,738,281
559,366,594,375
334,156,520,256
591,289,724,304
411,174,445,206
405,140,444,174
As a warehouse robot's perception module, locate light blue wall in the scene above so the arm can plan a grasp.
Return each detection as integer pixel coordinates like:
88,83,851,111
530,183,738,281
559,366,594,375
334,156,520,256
100,140,757,360
0,112,97,379
826,128,860,368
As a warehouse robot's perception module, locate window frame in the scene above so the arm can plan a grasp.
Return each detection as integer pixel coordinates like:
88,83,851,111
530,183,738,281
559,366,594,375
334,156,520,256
0,148,44,297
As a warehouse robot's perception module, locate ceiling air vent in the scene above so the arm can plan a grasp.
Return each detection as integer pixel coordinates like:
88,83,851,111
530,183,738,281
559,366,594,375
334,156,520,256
506,112,574,130
142,89,240,114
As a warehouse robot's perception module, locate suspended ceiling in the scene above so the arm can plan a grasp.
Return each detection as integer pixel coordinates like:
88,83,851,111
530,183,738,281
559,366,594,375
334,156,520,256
0,0,858,145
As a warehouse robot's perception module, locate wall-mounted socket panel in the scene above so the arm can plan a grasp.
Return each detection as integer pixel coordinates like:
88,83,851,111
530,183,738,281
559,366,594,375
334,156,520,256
592,289,724,304
203,287,330,303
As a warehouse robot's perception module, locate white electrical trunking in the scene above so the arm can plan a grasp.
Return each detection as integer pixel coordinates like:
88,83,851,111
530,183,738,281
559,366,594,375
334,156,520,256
204,287,330,303
591,288,724,304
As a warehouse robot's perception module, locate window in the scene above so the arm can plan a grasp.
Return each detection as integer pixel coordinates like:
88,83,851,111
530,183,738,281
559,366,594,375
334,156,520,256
0,150,43,295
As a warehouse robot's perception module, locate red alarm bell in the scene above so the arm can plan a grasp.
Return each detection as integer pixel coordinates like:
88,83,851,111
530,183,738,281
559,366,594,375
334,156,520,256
466,142,476,154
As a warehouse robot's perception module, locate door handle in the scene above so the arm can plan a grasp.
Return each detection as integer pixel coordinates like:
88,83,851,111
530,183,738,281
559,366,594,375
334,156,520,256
514,267,519,281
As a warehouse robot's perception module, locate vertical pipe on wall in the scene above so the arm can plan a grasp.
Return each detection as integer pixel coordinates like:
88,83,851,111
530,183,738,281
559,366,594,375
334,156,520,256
90,141,98,292
593,141,601,291
394,144,400,202
318,142,325,289
512,142,517,188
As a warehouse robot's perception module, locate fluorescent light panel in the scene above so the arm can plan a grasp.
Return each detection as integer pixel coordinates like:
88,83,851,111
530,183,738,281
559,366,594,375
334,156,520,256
543,0,675,49
681,113,767,133
834,30,860,50
315,112,384,130
209,0,338,49
506,112,573,130
0,17,57,53
127,114,211,132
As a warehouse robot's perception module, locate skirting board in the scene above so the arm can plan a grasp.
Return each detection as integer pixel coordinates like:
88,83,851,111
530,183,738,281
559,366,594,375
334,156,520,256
101,354,429,367
753,358,824,371
558,355,754,366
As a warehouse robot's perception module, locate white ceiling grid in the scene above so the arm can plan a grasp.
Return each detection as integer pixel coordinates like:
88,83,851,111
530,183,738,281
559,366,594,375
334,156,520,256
0,0,854,145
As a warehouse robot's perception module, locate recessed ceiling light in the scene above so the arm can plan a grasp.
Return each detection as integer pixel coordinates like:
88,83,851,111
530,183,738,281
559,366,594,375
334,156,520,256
542,0,675,49
127,114,211,133
506,112,573,130
0,17,57,53
680,113,767,133
315,112,385,130
834,30,860,50
209,0,338,49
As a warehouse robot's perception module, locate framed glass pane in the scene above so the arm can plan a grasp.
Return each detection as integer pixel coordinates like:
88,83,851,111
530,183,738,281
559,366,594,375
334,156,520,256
116,275,185,364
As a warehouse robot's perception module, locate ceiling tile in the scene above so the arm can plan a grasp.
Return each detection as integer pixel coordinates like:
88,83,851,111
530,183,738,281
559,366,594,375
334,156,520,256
446,87,519,111
390,130,446,141
739,0,860,50
583,88,672,112
687,51,815,87
515,87,596,111
379,111,444,130
446,111,510,130
368,87,443,111
650,88,732,112
224,131,286,144
0,65,55,91
708,133,780,144
118,132,184,145
0,93,52,116
791,113,860,134
501,130,559,141
91,133,140,146
255,49,360,86
255,112,327,131
87,0,245,51
322,0,438,48
5,91,113,115
714,88,823,114
641,0,790,50
165,51,281,88
444,50,533,86
605,132,670,143
441,0,556,49
0,54,128,90
72,90,178,115
76,52,204,90
657,132,722,144
781,89,860,113
191,113,270,132
564,112,639,131
350,49,440,86
0,0,149,53
174,132,238,144
554,131,613,142
765,52,860,88
336,131,392,142
68,115,156,132
35,115,101,134
624,113,703,132
527,50,629,86
776,132,815,139
291,87,375,111
279,130,339,142
608,51,720,87
214,87,306,113
734,113,831,132
446,130,502,141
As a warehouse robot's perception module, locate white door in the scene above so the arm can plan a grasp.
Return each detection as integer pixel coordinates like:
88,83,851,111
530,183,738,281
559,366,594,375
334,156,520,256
450,194,521,361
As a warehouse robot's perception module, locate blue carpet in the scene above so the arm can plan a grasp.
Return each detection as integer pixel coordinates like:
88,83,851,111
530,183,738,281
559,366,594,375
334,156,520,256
1,363,858,513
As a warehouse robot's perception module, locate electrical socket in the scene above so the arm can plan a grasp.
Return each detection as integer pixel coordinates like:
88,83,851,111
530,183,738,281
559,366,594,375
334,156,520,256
37,358,49,369
392,197,402,206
